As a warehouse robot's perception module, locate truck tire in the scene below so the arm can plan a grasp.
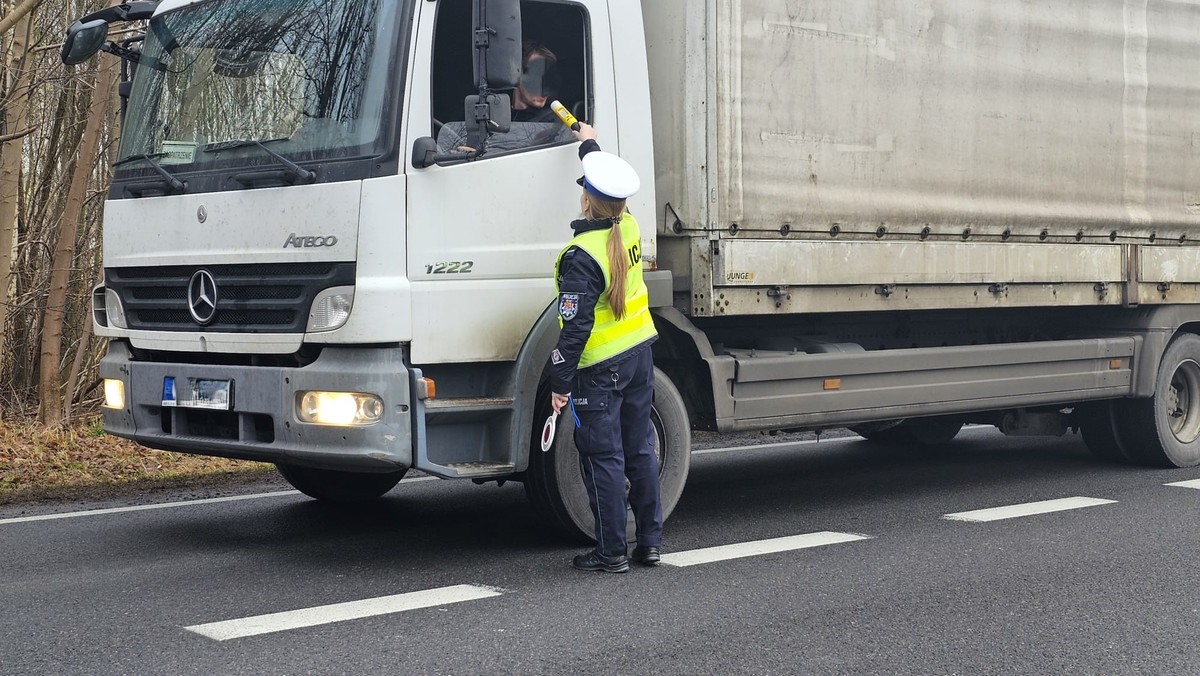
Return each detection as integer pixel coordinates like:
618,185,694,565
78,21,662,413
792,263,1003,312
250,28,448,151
275,464,406,502
524,367,691,543
1075,401,1135,464
1119,333,1200,468
853,416,964,446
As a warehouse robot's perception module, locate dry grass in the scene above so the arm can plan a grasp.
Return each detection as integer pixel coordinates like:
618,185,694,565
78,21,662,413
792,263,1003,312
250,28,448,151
0,418,273,505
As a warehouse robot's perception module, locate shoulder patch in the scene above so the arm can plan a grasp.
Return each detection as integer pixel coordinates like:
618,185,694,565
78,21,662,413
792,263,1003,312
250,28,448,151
551,349,565,365
559,293,579,321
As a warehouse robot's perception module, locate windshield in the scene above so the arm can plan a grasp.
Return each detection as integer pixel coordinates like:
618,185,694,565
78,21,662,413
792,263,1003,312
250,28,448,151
117,0,403,172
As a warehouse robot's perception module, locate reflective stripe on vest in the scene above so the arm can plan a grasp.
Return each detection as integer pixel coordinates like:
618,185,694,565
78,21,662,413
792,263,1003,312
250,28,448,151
555,213,658,368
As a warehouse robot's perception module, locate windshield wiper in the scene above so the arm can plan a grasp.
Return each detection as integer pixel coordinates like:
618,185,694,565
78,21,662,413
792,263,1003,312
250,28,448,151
112,153,187,194
201,138,316,184
112,151,167,168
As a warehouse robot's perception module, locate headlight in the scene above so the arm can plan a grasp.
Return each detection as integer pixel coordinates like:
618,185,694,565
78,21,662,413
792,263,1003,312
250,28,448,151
104,288,128,329
307,286,354,332
296,391,384,426
103,379,125,409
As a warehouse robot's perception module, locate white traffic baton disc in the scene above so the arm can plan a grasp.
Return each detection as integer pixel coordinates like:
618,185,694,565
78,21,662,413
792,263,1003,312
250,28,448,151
540,411,559,452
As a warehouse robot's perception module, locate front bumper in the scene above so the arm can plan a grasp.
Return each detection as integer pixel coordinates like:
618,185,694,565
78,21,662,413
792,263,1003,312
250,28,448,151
100,341,413,473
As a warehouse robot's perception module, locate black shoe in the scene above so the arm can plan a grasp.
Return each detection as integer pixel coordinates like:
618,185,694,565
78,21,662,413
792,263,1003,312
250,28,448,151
631,545,661,567
572,550,630,573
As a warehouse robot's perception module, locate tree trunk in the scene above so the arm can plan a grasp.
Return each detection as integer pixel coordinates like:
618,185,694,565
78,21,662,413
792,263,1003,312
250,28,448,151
39,56,116,424
0,10,34,419
62,312,93,423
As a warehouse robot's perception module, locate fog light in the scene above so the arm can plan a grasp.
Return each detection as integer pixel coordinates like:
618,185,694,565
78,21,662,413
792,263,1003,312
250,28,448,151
307,286,354,332
297,391,384,426
103,379,125,409
104,288,127,329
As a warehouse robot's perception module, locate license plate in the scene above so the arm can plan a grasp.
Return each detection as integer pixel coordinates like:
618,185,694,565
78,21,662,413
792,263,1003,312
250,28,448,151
162,377,232,410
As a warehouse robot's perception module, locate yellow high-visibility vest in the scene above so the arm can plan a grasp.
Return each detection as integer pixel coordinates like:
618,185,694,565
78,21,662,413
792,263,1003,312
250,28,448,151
555,213,657,368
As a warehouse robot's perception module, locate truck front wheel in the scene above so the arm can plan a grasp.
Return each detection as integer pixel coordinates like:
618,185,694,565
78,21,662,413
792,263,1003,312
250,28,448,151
1120,333,1200,468
275,464,407,502
524,367,692,542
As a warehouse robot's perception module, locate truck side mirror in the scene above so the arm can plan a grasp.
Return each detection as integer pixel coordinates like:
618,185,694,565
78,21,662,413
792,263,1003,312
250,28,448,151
466,93,512,135
472,0,522,90
61,19,110,65
61,1,159,66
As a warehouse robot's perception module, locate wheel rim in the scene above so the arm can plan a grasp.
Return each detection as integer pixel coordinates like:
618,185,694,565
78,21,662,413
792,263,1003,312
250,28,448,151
1166,359,1200,443
626,405,666,496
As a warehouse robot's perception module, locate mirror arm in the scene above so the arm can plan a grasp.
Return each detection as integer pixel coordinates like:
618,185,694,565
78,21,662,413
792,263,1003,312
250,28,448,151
79,1,159,24
101,40,140,63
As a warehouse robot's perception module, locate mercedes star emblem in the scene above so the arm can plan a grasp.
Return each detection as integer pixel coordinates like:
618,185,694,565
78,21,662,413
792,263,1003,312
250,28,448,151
197,205,208,223
187,269,218,325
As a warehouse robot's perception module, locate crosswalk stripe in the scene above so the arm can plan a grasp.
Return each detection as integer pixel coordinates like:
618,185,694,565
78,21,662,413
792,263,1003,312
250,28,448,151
659,531,871,567
942,496,1116,522
185,584,504,641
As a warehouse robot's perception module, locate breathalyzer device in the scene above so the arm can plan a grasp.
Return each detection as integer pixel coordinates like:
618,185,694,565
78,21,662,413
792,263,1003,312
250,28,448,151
550,100,580,131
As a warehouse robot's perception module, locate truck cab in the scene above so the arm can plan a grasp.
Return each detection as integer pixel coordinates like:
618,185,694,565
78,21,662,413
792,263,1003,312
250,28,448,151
69,0,679,537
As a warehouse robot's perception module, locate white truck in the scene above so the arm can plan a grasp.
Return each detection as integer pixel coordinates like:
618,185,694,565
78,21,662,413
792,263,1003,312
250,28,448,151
63,0,1200,539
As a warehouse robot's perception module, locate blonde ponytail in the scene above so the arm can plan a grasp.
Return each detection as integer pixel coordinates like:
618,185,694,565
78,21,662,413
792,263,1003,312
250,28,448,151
606,219,630,319
583,192,632,319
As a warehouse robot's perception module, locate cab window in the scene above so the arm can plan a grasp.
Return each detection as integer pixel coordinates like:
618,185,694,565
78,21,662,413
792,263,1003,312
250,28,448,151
431,0,591,158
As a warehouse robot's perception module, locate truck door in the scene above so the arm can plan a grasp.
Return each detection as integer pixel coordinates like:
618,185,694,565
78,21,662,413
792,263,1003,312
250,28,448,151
405,0,615,365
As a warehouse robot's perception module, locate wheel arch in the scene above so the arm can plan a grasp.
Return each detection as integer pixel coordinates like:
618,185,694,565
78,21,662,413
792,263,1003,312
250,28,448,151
651,306,714,430
508,301,562,473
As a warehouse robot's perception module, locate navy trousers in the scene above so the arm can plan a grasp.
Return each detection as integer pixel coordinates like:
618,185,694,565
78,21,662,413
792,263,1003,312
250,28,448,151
572,346,664,557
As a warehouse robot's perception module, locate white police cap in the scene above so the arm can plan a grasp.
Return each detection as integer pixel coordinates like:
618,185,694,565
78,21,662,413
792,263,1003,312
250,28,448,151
579,151,640,201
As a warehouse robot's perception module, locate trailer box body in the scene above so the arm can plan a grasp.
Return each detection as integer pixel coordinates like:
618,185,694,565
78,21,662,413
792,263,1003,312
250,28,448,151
645,0,1200,316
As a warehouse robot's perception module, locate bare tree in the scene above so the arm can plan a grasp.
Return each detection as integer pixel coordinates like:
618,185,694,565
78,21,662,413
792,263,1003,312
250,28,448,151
39,52,116,424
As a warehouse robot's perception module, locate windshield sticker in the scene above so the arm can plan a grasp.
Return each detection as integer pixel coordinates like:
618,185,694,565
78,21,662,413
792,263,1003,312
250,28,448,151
160,141,197,165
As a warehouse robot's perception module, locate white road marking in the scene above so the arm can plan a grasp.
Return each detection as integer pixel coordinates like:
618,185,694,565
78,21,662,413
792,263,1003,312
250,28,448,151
1165,479,1200,490
942,497,1116,523
185,584,504,641
0,491,300,525
659,531,872,567
0,476,438,526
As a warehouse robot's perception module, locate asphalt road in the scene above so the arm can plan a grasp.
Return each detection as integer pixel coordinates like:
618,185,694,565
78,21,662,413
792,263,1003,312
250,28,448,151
4,427,1200,675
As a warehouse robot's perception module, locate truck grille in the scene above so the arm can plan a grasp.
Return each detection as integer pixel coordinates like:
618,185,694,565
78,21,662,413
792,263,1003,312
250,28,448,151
105,262,356,333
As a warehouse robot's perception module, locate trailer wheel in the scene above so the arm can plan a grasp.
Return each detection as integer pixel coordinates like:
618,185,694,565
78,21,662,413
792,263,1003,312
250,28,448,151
524,367,691,542
275,464,406,502
1120,333,1200,468
853,416,964,446
1076,401,1135,464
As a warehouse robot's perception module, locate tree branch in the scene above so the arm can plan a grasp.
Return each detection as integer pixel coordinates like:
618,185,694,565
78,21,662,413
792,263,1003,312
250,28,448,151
0,0,46,37
0,126,37,144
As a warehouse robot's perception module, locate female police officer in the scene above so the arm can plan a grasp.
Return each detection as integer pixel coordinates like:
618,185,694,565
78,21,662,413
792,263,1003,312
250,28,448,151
550,124,663,573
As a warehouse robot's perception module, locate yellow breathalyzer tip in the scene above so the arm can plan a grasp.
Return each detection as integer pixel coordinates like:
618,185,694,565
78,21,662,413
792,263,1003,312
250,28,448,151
550,100,580,131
